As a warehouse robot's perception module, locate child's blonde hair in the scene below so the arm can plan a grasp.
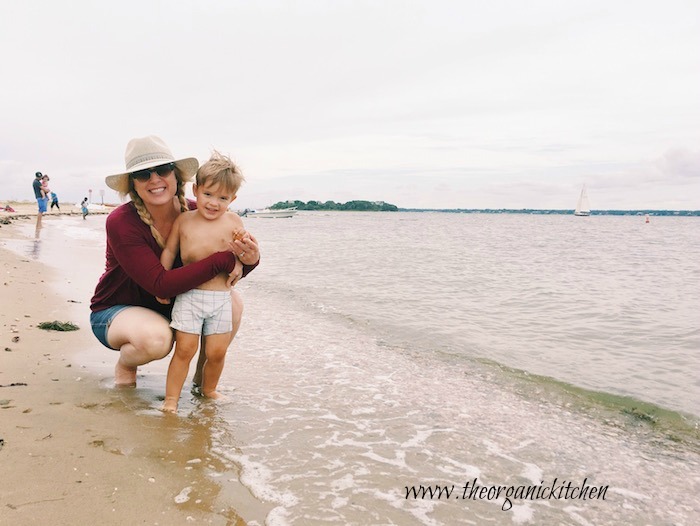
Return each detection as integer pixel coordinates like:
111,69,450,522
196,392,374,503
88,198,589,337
196,150,245,195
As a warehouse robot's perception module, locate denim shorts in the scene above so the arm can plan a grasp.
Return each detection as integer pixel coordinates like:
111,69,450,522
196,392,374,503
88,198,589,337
37,198,48,213
90,305,132,350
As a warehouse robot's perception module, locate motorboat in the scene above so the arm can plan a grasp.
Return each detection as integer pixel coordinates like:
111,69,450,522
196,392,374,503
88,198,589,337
245,207,297,218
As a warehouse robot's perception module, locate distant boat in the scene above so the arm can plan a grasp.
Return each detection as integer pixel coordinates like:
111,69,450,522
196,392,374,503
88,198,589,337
574,184,591,216
245,207,297,218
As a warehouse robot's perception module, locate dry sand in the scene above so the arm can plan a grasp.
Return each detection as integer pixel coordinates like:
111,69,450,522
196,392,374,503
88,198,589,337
0,213,253,525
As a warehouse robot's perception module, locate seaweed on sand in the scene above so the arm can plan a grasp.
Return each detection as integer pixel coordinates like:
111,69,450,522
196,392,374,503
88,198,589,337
37,321,79,331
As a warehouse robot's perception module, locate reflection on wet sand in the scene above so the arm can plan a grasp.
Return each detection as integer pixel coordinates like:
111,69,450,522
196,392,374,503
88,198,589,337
103,383,258,523
31,214,42,259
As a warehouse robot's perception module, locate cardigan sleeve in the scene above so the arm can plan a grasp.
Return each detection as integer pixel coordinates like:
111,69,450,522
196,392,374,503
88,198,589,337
106,212,238,299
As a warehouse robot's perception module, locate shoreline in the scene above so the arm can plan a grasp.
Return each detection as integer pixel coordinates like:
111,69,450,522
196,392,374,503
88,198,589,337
0,216,256,525
1,200,113,220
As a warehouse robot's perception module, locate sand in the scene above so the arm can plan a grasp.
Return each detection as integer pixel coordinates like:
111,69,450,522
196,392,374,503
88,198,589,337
0,212,253,525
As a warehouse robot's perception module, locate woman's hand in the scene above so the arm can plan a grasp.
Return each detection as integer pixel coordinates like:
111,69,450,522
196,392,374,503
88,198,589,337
226,257,244,288
233,232,260,266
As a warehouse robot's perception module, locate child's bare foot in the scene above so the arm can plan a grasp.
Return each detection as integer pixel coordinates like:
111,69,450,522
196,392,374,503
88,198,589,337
202,390,228,402
160,398,177,413
114,361,137,387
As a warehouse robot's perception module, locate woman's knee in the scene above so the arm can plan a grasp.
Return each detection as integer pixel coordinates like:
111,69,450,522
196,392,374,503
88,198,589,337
108,308,173,359
137,329,173,360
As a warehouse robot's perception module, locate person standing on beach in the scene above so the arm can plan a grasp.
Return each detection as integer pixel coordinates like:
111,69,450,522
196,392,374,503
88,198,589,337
40,175,51,199
158,151,251,413
81,197,89,219
32,172,47,216
89,135,259,387
50,192,60,211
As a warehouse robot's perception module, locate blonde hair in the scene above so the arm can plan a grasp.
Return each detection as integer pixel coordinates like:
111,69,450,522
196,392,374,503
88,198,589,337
127,166,189,248
196,150,245,195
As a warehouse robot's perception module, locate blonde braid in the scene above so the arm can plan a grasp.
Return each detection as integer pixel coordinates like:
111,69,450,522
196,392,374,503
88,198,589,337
129,190,166,248
174,170,189,212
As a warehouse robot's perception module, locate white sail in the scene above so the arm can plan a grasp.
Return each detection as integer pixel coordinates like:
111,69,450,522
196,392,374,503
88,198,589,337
574,184,590,216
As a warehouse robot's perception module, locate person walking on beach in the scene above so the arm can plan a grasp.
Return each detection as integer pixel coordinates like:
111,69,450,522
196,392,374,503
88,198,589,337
89,135,259,387
32,172,47,216
81,197,89,219
158,151,251,413
50,192,60,211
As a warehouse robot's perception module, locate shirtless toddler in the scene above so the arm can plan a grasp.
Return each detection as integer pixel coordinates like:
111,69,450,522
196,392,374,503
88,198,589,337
159,150,250,413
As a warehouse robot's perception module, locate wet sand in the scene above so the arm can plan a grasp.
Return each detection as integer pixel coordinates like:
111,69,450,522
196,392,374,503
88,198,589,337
0,214,253,525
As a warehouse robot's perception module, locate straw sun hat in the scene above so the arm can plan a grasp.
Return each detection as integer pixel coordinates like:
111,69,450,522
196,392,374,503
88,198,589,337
105,135,199,194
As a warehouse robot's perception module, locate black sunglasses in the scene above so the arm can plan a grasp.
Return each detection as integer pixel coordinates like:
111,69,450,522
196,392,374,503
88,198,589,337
130,162,175,182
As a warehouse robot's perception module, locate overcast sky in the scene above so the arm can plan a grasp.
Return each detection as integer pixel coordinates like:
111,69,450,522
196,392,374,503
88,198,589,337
1,0,698,210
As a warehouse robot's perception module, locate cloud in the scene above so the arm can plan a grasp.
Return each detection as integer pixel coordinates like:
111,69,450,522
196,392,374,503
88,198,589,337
1,1,698,210
654,149,700,180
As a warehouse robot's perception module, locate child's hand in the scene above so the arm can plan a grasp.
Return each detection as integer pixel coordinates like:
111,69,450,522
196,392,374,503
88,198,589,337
156,296,171,304
226,258,244,288
232,229,248,242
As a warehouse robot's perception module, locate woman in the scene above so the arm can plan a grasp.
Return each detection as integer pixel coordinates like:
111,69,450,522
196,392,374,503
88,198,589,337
90,135,259,386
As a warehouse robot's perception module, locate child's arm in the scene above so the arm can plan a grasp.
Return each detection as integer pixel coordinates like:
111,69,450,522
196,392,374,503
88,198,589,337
156,216,183,304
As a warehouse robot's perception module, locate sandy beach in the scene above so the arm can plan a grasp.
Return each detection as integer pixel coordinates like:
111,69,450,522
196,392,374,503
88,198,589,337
0,211,254,525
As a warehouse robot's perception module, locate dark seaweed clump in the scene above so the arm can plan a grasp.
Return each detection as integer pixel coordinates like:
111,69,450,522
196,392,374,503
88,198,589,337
38,321,79,331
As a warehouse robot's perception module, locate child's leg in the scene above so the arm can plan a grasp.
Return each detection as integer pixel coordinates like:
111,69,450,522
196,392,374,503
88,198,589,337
162,331,200,412
194,290,243,386
200,332,232,399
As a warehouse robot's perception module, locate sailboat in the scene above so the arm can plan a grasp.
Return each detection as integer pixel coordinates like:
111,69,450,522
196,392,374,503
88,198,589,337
574,184,591,216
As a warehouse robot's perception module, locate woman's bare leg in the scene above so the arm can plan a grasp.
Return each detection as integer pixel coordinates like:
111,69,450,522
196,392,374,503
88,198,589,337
106,307,174,386
193,290,243,386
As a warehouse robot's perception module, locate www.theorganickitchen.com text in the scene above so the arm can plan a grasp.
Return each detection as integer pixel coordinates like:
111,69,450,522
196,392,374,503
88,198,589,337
405,477,608,511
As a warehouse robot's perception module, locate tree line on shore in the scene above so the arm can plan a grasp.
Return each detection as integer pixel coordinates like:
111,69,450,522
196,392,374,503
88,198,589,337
268,200,699,215
271,200,399,211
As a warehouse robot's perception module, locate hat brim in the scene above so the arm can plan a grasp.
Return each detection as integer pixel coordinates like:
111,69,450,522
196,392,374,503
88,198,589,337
105,157,199,194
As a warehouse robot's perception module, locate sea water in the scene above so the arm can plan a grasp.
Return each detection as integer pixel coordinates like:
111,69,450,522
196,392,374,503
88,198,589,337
5,211,699,525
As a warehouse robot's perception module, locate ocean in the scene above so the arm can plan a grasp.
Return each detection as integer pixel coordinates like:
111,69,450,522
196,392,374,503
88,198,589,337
5,211,699,525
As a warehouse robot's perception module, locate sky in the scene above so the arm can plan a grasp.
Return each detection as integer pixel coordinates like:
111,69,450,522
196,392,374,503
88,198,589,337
1,0,699,210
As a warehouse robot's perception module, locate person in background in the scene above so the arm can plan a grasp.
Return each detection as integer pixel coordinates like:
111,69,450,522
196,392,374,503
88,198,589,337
41,174,51,200
81,197,89,219
50,192,60,211
32,172,47,216
89,135,259,387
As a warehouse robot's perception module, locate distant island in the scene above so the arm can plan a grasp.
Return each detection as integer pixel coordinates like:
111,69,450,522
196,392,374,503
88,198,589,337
271,200,399,211
268,201,698,216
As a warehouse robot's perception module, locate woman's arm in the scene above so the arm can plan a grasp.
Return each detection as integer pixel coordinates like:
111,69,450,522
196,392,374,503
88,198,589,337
235,232,261,277
107,213,237,299
160,216,181,271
